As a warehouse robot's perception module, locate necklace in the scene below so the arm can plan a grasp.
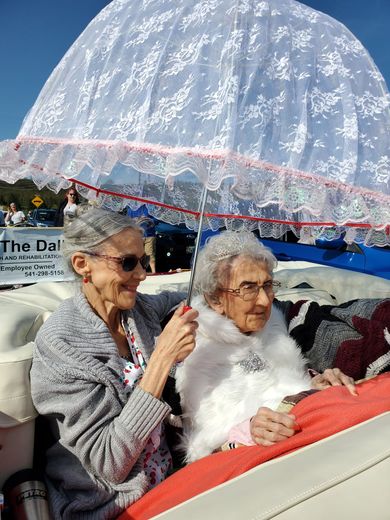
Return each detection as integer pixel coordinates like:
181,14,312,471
238,351,268,374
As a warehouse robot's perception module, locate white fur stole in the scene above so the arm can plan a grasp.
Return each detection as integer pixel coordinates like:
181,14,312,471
175,296,311,462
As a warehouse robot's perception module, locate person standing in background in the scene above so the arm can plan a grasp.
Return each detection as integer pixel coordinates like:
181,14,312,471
127,205,157,274
0,207,5,226
142,217,157,274
54,187,80,226
5,202,26,226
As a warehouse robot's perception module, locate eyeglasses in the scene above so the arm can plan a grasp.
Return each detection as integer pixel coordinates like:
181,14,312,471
219,280,281,301
83,252,150,272
68,193,77,197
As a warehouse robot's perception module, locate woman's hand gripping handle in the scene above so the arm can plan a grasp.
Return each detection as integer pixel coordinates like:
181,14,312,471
139,303,198,398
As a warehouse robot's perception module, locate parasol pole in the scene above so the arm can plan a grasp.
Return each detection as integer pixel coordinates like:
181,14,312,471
185,184,209,306
184,108,220,307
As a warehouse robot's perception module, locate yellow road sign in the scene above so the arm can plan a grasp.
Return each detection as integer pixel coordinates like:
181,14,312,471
32,196,44,208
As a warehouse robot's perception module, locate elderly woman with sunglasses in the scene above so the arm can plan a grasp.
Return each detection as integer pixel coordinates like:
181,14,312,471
176,231,355,463
30,206,198,519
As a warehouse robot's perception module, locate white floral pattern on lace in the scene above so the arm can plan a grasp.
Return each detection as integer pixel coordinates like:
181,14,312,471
0,0,389,246
180,0,219,30
227,0,251,15
309,87,343,117
119,42,162,96
317,51,350,77
162,35,210,77
240,92,286,129
127,9,176,47
314,156,356,184
292,29,313,51
195,76,239,122
334,35,365,56
290,2,320,23
265,54,291,81
29,90,69,134
254,2,270,17
362,156,390,185
336,116,358,141
280,123,308,154
354,92,390,119
149,75,195,131
220,30,245,63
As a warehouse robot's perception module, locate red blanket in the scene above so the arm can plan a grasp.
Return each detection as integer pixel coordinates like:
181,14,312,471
121,374,390,520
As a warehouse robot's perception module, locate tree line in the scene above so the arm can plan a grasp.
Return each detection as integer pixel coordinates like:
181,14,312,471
0,180,67,212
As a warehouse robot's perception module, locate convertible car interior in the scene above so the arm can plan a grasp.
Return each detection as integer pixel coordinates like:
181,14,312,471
1,263,389,519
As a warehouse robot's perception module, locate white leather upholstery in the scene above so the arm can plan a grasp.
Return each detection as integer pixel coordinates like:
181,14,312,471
275,262,390,304
0,282,78,489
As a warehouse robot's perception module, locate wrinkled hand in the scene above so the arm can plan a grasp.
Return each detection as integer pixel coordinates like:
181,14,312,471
310,368,357,396
154,302,198,364
250,407,300,447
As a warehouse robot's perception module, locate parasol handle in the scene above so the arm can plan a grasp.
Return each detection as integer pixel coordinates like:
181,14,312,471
176,304,193,366
186,185,209,306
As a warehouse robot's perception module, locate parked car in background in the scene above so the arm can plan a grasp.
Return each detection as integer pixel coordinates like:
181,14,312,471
260,235,390,280
27,208,56,227
155,221,197,272
154,221,221,272
149,218,390,279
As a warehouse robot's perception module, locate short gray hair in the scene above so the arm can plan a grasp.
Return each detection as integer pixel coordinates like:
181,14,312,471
62,205,142,273
193,230,277,296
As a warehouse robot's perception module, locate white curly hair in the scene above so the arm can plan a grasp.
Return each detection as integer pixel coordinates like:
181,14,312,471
193,230,277,296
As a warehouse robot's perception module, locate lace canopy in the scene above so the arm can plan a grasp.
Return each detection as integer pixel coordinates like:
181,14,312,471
0,0,389,245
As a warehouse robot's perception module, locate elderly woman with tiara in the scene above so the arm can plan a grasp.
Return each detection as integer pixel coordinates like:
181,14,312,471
30,206,198,519
176,231,356,463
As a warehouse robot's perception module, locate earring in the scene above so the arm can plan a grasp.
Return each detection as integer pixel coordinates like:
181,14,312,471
83,275,89,284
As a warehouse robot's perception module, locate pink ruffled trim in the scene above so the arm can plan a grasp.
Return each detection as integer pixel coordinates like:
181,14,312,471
13,135,390,202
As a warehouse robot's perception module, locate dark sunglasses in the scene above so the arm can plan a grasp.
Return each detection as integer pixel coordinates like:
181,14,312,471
68,193,77,197
83,252,150,272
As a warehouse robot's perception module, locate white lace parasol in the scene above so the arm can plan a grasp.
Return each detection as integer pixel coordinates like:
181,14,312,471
0,0,389,245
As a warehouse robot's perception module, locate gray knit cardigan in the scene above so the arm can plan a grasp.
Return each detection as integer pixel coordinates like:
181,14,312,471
31,290,184,520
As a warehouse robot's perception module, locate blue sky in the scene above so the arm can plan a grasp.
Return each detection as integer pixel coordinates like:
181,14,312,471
0,0,389,140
